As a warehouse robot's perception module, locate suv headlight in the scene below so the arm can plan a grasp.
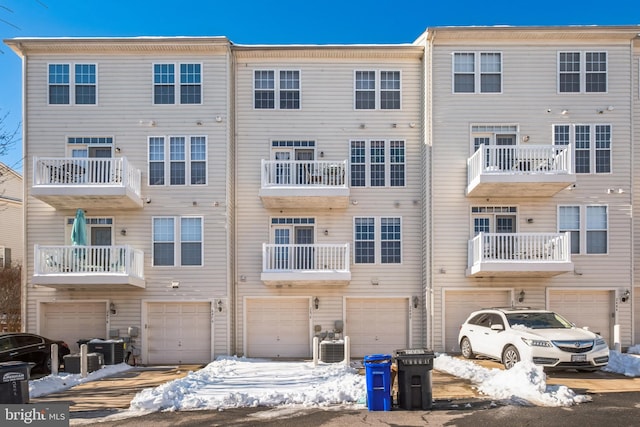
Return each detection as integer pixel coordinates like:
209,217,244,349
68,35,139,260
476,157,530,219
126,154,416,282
521,337,552,347
595,338,606,347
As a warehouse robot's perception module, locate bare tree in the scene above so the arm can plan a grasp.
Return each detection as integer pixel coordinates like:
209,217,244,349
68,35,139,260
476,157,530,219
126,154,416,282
0,112,20,159
0,263,21,332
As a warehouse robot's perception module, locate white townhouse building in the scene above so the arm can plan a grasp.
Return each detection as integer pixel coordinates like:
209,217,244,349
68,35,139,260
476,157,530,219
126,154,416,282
4,38,234,364
418,26,639,354
0,162,23,267
233,44,425,358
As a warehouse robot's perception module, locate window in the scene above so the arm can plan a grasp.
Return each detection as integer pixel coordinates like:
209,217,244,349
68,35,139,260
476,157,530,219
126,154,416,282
558,205,607,254
453,52,502,93
148,136,207,186
553,124,611,173
354,217,402,264
558,52,607,93
354,70,401,109
153,216,203,266
254,70,300,109
350,139,405,187
154,63,201,104
48,63,97,105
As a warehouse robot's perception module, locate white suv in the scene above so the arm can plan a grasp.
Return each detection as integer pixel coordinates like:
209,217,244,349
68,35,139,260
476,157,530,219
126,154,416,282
458,307,610,370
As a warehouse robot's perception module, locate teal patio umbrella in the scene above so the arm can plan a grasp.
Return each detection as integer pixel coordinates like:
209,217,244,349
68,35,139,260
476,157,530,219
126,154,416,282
71,209,88,246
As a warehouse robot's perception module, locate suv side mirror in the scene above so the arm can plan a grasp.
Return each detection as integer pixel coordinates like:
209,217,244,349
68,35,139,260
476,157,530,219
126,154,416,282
490,324,504,331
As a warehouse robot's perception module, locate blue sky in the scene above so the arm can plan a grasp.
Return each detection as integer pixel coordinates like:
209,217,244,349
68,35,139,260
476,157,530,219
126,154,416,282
0,0,637,172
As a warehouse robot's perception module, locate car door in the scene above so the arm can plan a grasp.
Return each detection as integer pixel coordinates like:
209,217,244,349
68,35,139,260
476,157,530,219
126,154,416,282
467,314,493,356
482,314,507,360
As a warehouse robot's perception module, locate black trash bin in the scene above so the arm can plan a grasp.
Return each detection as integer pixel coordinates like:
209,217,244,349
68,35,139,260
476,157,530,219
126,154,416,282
394,349,434,410
0,361,31,404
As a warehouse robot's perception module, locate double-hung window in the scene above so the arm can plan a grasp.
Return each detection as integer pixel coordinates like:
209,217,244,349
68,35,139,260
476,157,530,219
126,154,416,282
558,52,607,93
350,139,405,187
148,136,208,186
354,217,402,264
153,63,202,104
553,124,611,174
354,70,401,109
48,63,97,105
254,70,300,109
153,216,203,266
559,205,607,254
453,52,502,93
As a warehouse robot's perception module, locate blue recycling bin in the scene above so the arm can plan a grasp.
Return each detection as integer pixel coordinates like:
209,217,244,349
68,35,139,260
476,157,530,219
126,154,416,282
364,353,392,411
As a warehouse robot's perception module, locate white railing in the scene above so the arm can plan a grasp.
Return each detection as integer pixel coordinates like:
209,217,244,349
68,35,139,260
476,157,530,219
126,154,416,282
33,157,142,197
34,244,144,279
468,145,572,185
263,243,350,272
468,232,570,265
261,160,347,187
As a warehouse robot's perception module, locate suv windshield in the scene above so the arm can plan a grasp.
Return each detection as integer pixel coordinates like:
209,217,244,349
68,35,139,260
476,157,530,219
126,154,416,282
505,312,573,329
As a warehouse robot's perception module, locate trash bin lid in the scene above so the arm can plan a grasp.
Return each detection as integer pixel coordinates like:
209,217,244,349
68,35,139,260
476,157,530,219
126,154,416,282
364,353,392,362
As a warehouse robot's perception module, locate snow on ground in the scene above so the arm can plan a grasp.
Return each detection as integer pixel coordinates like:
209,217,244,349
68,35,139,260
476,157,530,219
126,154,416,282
28,349,640,417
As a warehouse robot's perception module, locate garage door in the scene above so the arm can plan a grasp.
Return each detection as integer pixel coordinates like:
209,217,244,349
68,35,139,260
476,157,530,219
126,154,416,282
444,290,511,353
549,290,613,346
41,302,107,352
246,298,310,358
146,302,212,365
346,298,408,358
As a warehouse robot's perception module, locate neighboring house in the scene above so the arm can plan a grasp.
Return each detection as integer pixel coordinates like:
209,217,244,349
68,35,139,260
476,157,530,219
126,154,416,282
0,162,22,266
234,44,424,358
4,38,233,363
5,25,640,364
420,26,639,353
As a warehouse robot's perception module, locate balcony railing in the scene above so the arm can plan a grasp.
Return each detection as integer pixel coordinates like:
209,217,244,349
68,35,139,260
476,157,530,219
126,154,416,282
32,157,143,209
467,145,575,197
33,244,145,288
261,243,351,285
467,232,573,277
261,160,347,188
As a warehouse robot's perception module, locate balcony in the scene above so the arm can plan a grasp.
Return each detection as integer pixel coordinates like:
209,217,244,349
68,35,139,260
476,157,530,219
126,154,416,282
259,160,349,209
261,243,351,286
32,157,143,210
467,145,575,198
467,232,573,278
33,244,145,289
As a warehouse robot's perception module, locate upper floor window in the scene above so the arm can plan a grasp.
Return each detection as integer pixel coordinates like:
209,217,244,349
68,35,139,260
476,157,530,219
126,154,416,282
553,124,611,174
48,63,96,105
354,217,402,264
355,70,401,109
148,136,207,186
559,205,607,254
254,70,300,109
153,63,202,104
453,52,501,94
558,52,607,93
350,139,405,187
152,216,203,266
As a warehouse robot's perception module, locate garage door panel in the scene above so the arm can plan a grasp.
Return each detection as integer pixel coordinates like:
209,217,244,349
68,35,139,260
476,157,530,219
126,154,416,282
347,298,408,358
549,291,612,345
41,302,106,352
246,298,310,358
444,291,511,354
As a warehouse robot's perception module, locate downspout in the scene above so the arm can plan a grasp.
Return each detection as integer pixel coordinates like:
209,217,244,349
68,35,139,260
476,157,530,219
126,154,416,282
228,42,237,356
629,37,636,346
20,49,28,333
426,29,435,350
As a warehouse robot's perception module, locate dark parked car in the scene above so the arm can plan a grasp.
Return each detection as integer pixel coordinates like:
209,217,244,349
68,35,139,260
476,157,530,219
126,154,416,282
0,332,70,374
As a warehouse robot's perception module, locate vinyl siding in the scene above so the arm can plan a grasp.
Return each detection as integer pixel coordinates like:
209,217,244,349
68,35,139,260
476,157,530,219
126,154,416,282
0,165,23,263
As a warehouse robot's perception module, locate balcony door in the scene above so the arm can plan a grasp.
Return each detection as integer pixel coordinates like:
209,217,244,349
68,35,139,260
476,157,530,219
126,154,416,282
272,225,315,270
473,207,517,259
70,144,114,184
272,148,314,185
472,125,518,171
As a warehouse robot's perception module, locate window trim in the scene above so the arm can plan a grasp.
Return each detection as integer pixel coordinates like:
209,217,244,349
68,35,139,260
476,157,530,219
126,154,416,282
353,70,402,110
152,216,204,267
552,123,612,174
557,51,608,94
452,52,503,94
350,139,406,188
147,135,208,186
353,216,403,265
48,62,98,106
152,62,203,105
557,204,608,255
253,69,301,110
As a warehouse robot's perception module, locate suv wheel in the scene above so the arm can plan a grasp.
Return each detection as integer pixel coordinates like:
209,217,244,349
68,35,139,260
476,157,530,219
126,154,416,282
460,337,475,359
502,345,520,369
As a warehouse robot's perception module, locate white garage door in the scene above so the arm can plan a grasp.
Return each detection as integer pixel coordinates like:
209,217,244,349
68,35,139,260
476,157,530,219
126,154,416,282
549,290,613,346
346,298,408,358
444,290,511,353
41,302,107,352
246,298,310,358
146,302,212,365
